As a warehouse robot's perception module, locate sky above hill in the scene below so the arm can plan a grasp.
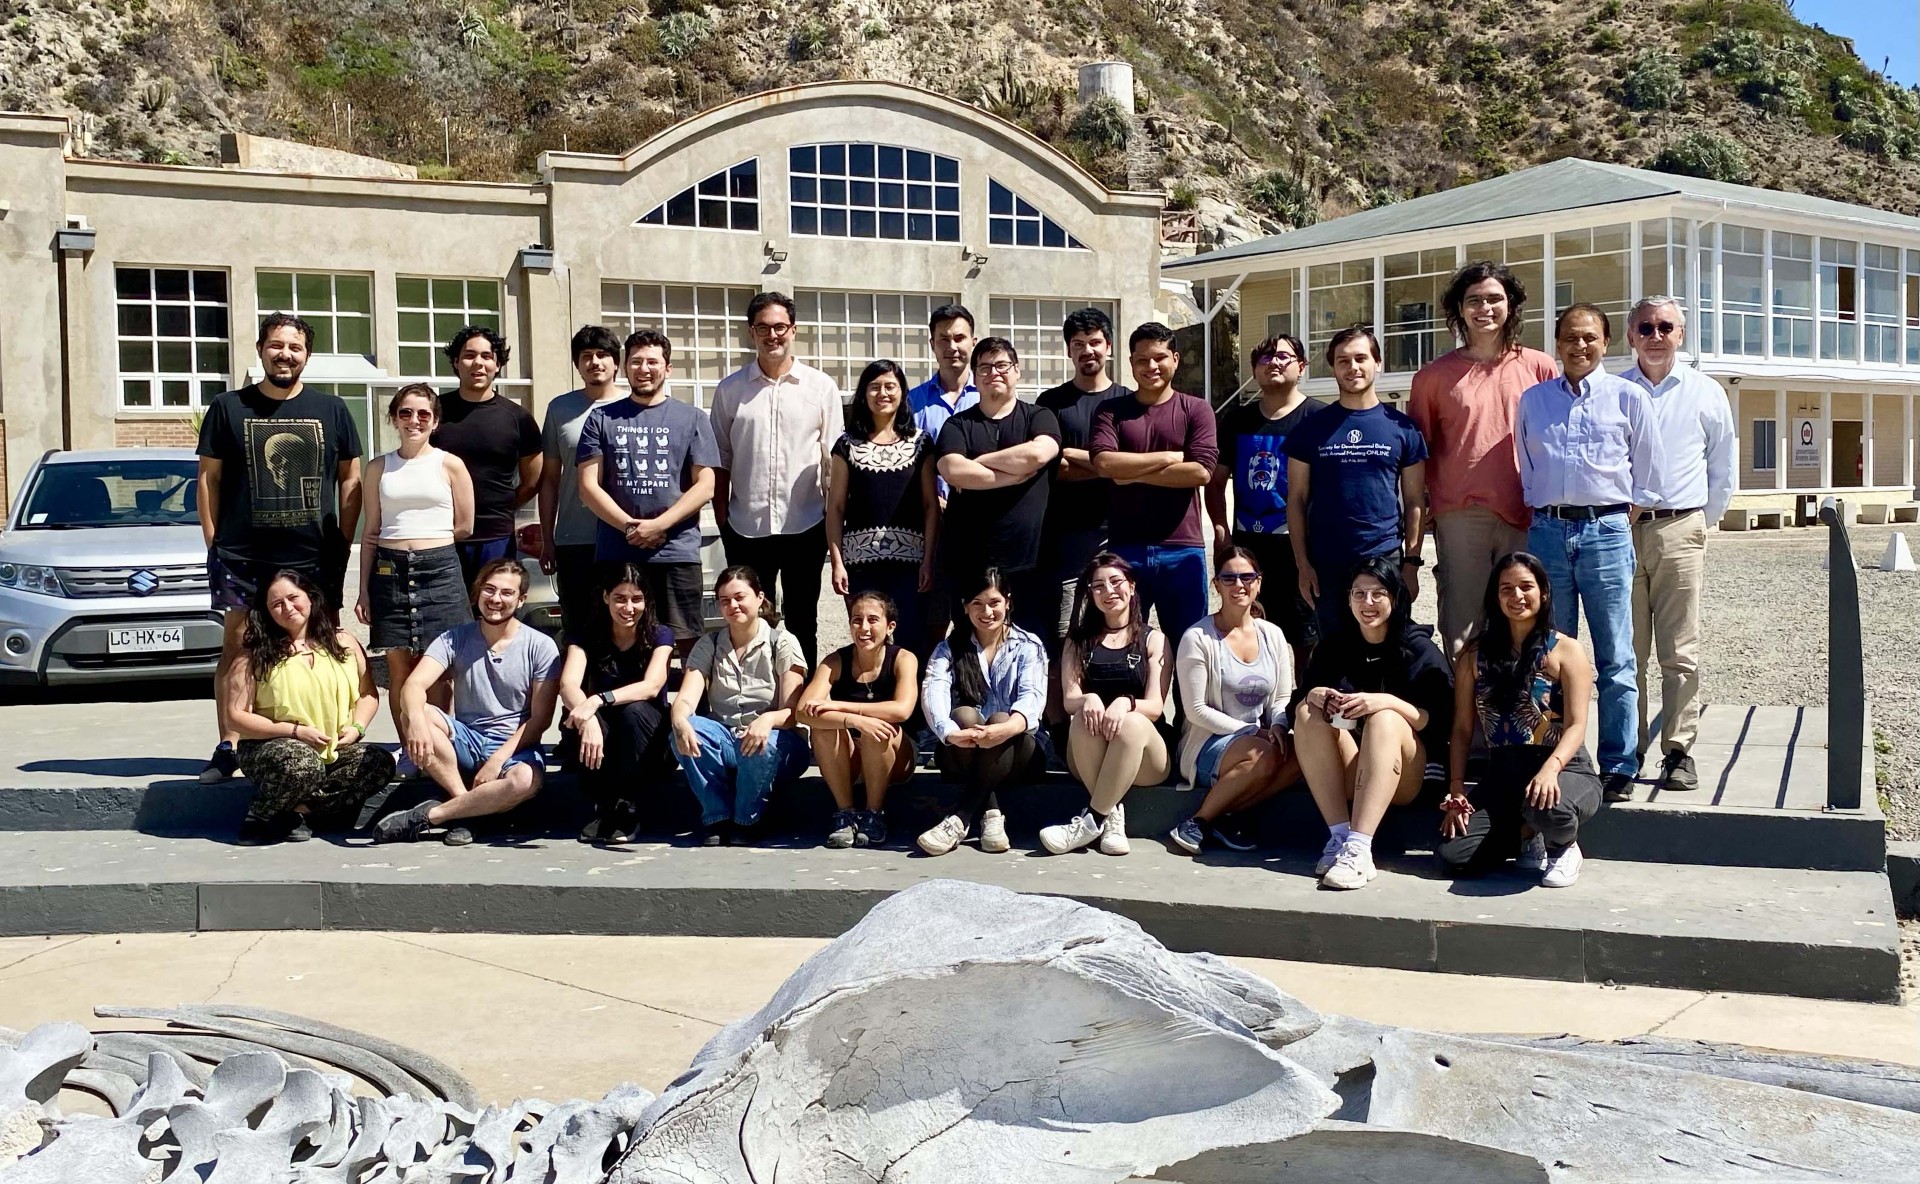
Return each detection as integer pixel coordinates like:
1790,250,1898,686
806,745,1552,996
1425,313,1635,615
1794,0,1919,86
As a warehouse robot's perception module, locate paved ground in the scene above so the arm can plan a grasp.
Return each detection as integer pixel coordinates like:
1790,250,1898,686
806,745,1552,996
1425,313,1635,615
2,930,1913,1108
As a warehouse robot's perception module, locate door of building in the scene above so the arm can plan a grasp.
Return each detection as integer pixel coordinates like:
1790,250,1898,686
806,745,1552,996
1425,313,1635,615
1832,420,1864,488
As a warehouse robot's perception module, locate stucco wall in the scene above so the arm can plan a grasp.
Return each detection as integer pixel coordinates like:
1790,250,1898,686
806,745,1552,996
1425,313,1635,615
0,115,71,513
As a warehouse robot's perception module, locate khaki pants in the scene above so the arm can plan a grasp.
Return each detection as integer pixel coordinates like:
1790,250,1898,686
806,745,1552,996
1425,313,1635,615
1432,507,1531,656
1632,511,1706,756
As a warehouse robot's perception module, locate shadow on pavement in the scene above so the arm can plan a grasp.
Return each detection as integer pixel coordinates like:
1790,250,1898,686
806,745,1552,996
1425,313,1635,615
21,759,205,778
0,678,213,707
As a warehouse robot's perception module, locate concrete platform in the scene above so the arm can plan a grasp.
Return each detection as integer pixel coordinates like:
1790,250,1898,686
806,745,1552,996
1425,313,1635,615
0,828,1898,1003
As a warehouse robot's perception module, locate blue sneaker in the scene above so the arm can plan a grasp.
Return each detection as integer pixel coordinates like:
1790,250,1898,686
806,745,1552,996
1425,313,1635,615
1169,815,1206,856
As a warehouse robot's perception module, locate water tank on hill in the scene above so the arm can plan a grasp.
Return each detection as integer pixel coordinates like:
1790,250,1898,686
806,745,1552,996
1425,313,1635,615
1078,62,1134,109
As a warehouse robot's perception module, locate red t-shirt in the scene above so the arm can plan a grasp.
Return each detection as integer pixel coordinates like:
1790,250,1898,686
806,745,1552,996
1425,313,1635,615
1407,347,1559,529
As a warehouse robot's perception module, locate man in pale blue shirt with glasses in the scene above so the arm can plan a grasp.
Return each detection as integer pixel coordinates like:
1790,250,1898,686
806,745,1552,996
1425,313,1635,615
1620,296,1734,795
1517,303,1665,803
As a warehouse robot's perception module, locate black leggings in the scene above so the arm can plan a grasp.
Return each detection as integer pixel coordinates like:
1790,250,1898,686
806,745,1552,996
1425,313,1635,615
579,700,672,813
1437,745,1603,876
936,707,1038,823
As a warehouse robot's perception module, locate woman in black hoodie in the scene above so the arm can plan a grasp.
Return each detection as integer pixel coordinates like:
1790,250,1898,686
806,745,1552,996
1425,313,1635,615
1291,556,1453,890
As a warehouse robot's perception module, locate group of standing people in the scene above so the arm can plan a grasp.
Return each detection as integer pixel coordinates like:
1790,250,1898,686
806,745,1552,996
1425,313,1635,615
193,257,1731,890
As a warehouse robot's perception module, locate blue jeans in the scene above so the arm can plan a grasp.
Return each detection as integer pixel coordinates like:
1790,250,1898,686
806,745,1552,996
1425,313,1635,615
676,716,810,827
1111,544,1210,641
1529,512,1638,776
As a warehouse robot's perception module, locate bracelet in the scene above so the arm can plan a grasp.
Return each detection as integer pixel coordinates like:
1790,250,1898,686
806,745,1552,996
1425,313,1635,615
1438,795,1474,815
343,722,365,740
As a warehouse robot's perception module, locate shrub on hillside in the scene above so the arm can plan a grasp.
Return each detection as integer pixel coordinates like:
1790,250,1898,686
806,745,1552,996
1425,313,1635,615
1649,130,1754,183
1246,169,1317,228
1069,96,1131,151
789,17,829,61
1623,48,1684,111
657,11,712,61
1692,28,1812,118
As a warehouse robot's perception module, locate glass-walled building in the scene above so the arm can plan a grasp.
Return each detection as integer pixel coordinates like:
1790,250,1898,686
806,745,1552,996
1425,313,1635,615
1168,158,1920,511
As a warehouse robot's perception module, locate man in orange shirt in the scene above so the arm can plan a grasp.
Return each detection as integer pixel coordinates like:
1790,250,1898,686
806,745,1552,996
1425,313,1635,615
1408,261,1560,656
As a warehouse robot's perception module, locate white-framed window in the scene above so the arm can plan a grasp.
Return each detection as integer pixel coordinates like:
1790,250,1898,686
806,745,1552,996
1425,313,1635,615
1863,243,1901,365
1383,247,1456,373
1752,419,1778,471
1551,223,1631,357
990,296,1120,400
256,270,373,359
1818,237,1859,361
600,282,757,410
114,266,231,410
638,160,760,232
1306,259,1374,379
1772,232,1814,360
397,277,503,380
795,290,953,394
788,144,960,243
1717,225,1764,358
988,180,1086,249
306,382,379,458
1906,248,1920,366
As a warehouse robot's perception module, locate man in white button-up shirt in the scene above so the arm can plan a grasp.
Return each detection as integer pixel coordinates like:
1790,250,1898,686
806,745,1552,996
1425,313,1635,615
709,291,846,665
1621,296,1734,794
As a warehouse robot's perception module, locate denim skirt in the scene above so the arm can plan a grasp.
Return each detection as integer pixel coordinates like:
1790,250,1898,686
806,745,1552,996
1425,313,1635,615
369,545,472,652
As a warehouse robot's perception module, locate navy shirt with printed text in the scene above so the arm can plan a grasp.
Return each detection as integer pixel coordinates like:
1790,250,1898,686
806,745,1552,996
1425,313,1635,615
1282,401,1427,570
576,396,720,565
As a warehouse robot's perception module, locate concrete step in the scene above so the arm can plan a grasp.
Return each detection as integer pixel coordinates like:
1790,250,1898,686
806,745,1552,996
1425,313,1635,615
0,828,1897,1003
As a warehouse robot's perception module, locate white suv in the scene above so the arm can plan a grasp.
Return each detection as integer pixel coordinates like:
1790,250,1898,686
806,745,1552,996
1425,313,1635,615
0,448,224,685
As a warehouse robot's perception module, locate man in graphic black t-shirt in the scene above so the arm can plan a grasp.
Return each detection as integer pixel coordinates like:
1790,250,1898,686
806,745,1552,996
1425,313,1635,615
430,325,543,594
935,337,1060,631
195,312,364,782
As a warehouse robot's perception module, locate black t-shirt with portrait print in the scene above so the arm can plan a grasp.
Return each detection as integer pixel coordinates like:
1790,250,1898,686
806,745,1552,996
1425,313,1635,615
935,400,1061,576
432,392,543,541
195,384,363,565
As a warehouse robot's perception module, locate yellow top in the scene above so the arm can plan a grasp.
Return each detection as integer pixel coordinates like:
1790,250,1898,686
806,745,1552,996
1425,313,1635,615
255,642,361,763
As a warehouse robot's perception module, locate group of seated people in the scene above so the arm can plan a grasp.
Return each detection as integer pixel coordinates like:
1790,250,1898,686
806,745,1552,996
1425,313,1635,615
226,539,1603,889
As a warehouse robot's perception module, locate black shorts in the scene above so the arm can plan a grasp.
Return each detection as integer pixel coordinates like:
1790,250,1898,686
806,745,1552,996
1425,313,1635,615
596,561,704,641
209,546,345,616
1231,531,1315,650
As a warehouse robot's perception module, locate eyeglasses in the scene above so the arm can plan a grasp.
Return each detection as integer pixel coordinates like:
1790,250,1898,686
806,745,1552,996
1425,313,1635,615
1463,294,1508,309
394,409,434,421
1635,320,1679,338
1216,571,1260,586
1087,576,1129,591
749,321,795,338
976,360,1018,376
1349,587,1393,604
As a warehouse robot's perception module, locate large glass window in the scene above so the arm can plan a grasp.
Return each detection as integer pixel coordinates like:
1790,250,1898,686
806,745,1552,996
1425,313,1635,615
256,271,373,359
1772,232,1814,360
988,180,1085,249
1306,259,1374,378
795,290,953,393
1752,418,1778,472
1718,225,1764,357
990,297,1120,399
396,277,503,380
305,382,377,460
789,144,960,243
1906,249,1920,366
1460,235,1546,351
1819,238,1859,361
1552,224,1630,356
1863,243,1901,365
638,160,759,232
600,283,757,410
1640,219,1689,310
115,266,230,409
1383,247,1456,373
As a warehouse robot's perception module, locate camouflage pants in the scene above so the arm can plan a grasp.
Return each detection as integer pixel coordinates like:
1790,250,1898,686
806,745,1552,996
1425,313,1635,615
237,738,396,825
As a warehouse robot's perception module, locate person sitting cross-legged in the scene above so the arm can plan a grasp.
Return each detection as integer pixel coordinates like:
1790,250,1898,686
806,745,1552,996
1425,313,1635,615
797,591,921,849
226,569,394,845
671,565,812,846
1291,557,1454,891
1437,552,1603,887
559,562,676,845
1167,547,1297,856
375,558,560,846
1038,552,1171,857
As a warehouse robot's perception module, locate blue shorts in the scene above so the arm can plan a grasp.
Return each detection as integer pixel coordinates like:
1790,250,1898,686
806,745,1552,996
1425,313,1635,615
435,707,544,783
1193,729,1252,790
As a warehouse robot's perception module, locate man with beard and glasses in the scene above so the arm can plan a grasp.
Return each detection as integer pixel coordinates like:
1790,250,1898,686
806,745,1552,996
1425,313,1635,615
196,312,364,783
576,329,720,656
431,325,543,595
538,325,626,645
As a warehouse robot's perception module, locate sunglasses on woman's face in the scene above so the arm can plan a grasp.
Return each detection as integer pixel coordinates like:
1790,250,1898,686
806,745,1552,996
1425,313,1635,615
395,408,434,420
1216,571,1260,586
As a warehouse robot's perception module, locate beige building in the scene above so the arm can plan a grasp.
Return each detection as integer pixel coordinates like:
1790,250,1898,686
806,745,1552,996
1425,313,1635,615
0,81,1163,506
1167,158,1920,516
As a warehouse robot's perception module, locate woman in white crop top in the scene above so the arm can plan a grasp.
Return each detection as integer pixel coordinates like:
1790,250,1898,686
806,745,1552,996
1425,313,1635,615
356,384,476,734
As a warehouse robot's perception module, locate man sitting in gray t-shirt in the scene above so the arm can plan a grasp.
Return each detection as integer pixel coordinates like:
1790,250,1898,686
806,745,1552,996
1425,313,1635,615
376,559,560,846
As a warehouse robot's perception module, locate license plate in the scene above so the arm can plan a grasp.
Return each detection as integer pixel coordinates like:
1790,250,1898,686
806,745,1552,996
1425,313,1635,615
107,626,185,654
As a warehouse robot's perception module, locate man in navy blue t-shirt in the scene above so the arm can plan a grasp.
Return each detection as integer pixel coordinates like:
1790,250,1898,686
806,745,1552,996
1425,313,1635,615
1284,327,1428,636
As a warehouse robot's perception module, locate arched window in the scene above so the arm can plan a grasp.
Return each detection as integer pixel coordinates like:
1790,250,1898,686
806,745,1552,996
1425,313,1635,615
638,160,759,232
988,180,1085,249
789,144,960,242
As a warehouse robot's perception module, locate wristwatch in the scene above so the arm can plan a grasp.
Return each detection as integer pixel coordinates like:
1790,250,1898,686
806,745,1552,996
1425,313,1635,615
599,690,617,706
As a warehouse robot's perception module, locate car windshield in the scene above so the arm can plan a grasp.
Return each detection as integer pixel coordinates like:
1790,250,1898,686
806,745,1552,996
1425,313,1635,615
16,459,199,529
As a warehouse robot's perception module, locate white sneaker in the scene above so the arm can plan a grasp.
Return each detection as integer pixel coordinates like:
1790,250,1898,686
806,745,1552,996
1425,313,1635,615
1098,803,1130,856
917,814,968,856
1320,842,1377,891
1516,832,1548,872
1313,833,1344,877
1540,842,1584,888
1040,809,1102,855
978,809,1010,853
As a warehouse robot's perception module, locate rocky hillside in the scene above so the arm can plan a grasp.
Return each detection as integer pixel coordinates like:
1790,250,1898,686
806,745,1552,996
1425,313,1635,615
3,0,1917,239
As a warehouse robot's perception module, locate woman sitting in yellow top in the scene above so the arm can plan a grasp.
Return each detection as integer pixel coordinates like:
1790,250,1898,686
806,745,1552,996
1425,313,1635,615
224,569,394,844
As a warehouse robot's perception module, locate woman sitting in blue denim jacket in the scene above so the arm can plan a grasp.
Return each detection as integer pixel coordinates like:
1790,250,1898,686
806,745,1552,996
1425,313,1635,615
917,568,1048,856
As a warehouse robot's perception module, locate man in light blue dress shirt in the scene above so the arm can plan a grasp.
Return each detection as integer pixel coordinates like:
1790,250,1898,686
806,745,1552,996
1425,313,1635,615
1517,303,1665,802
1621,296,1734,794
907,302,981,493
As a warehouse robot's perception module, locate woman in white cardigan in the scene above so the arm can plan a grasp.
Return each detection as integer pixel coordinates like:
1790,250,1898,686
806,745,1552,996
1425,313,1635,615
1168,547,1298,855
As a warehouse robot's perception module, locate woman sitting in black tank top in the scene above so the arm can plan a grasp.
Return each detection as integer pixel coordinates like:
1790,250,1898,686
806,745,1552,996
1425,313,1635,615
1036,552,1172,857
796,590,921,849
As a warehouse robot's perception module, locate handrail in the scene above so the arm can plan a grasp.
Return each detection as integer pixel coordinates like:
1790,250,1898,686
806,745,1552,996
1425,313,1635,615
1819,497,1865,811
